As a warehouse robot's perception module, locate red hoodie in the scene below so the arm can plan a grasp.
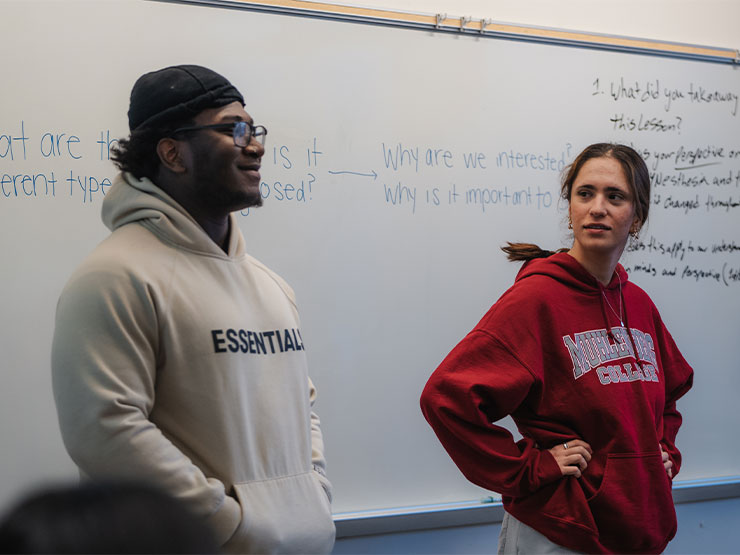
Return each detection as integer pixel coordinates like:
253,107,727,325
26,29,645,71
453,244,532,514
420,252,693,554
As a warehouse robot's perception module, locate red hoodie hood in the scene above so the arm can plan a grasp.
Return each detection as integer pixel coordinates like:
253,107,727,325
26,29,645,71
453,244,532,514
515,252,628,293
516,252,630,342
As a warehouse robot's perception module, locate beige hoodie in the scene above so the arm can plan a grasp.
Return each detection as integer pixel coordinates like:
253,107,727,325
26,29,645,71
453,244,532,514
52,173,335,554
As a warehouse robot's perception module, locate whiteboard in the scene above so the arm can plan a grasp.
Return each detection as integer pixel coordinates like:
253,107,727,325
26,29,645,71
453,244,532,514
1,0,739,516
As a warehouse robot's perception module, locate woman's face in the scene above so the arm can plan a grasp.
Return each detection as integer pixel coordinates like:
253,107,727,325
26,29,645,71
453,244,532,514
568,156,639,263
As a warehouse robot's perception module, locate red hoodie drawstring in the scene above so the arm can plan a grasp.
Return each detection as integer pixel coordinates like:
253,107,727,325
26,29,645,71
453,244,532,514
597,284,617,342
601,275,643,371
620,283,645,372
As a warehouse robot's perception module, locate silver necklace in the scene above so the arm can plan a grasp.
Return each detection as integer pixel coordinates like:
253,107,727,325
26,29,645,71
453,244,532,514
602,277,624,327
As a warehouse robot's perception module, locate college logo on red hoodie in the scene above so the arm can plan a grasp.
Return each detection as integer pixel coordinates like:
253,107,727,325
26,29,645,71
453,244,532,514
562,327,659,385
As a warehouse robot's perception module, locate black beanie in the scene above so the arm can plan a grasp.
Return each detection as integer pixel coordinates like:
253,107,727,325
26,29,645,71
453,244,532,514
127,65,245,132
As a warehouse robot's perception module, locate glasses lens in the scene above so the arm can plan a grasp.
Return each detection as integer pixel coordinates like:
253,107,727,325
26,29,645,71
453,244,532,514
253,126,267,146
233,122,249,147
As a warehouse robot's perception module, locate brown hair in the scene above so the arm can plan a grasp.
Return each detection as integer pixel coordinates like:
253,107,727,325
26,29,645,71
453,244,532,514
502,143,650,262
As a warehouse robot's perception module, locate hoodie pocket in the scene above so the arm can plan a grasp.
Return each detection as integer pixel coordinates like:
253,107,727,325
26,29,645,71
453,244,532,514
222,472,335,555
587,452,675,552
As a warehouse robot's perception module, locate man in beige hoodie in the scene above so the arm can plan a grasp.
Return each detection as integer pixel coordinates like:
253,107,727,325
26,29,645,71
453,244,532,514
51,65,335,554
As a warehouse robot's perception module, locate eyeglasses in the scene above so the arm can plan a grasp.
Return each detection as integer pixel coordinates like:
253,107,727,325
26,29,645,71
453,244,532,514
172,121,268,147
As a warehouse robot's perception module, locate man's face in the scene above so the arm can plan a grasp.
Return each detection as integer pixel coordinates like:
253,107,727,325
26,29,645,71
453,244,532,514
183,101,265,215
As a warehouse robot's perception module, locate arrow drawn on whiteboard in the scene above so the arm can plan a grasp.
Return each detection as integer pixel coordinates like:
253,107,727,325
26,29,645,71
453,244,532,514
328,170,378,180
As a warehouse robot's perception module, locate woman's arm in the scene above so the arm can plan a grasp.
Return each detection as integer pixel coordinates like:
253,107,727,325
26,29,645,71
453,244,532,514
420,330,565,497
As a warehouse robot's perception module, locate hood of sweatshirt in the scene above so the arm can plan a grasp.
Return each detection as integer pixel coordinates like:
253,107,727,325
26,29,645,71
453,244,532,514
515,251,627,293
515,252,630,340
101,172,246,258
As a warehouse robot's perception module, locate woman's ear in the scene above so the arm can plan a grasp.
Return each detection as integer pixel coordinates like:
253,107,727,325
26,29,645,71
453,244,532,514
156,138,187,174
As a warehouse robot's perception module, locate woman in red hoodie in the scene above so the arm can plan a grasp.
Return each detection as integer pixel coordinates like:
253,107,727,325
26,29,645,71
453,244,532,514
420,143,693,554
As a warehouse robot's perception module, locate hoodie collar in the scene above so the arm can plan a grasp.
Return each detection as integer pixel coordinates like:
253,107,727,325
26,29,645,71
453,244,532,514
101,172,246,258
516,252,631,345
515,252,628,293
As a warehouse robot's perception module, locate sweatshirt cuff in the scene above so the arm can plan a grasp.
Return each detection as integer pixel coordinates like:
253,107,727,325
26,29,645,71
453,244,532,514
538,448,565,487
206,494,241,546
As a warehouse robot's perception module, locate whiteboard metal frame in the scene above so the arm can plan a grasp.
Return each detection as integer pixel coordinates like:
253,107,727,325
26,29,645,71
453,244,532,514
334,476,740,537
157,0,740,64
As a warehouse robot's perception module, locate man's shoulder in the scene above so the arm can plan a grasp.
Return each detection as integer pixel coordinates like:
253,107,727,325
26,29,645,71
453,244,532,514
63,224,174,295
242,253,297,306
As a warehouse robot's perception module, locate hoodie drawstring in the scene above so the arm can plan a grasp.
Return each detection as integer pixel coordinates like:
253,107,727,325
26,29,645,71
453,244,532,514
620,284,645,372
597,284,616,342
600,277,643,371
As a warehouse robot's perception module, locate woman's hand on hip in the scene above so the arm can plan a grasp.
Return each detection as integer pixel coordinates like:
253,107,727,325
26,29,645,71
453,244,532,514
660,443,673,478
548,440,592,478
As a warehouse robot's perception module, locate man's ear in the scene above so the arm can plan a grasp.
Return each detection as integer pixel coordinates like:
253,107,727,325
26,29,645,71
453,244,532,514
156,138,187,174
